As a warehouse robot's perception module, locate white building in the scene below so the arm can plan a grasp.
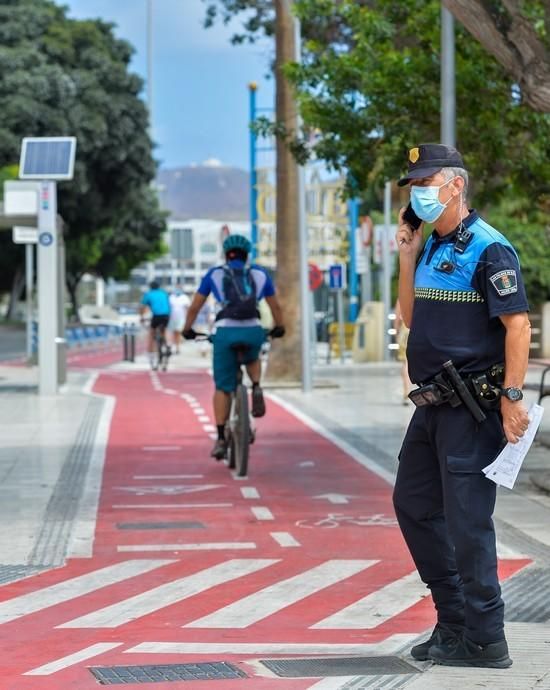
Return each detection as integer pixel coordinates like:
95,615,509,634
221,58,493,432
130,219,251,294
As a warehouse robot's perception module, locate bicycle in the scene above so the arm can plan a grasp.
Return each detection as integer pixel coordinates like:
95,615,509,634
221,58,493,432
150,320,171,372
194,334,260,478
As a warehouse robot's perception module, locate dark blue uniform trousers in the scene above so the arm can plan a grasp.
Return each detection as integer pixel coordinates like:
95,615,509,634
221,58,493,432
393,403,506,645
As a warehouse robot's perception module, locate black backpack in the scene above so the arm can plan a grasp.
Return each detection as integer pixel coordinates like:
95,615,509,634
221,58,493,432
216,266,260,321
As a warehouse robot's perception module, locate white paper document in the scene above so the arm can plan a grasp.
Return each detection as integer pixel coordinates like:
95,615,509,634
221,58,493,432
483,403,545,490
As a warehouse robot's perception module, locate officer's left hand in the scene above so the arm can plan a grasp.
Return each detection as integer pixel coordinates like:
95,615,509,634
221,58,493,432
501,399,529,444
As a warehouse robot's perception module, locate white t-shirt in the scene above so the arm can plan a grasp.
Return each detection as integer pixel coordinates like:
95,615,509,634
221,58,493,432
169,292,190,324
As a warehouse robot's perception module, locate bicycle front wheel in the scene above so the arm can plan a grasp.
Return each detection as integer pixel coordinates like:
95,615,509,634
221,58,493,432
233,383,250,477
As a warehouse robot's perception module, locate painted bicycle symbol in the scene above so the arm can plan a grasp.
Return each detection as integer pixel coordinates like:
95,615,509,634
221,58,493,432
295,513,398,529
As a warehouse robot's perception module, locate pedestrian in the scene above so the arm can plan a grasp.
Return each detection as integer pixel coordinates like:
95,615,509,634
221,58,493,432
168,283,190,354
393,143,531,668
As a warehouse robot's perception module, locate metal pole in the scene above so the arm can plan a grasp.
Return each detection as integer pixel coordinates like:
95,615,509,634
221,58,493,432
441,6,456,146
147,0,153,125
248,83,259,260
294,8,312,393
38,181,58,395
25,243,33,361
348,199,359,321
337,290,345,364
382,181,392,362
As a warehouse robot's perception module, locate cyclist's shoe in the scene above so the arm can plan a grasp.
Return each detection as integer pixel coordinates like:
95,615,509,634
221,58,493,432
211,438,227,461
429,634,512,669
410,622,464,661
251,385,266,418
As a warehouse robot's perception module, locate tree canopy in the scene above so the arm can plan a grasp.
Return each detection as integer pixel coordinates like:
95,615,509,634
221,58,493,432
0,0,166,313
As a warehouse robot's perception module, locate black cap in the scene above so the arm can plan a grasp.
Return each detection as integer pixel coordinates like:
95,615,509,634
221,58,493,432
397,143,465,186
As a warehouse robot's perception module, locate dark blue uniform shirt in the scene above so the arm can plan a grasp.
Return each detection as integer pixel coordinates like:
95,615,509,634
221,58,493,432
407,210,529,384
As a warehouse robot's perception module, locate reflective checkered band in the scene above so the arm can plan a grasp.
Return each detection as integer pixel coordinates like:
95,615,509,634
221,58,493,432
415,287,484,303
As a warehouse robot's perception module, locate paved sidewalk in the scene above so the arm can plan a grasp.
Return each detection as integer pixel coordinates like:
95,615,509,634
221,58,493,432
0,351,549,689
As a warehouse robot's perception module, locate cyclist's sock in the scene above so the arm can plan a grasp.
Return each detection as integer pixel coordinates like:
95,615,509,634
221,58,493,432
217,425,225,441
252,381,260,389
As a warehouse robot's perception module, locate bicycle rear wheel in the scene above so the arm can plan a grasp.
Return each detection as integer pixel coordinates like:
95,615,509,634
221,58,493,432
233,383,250,477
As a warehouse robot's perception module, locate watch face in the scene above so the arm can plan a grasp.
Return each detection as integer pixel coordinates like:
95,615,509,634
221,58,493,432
505,388,523,401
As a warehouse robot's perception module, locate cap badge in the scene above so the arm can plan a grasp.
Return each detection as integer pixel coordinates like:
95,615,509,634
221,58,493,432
409,147,420,163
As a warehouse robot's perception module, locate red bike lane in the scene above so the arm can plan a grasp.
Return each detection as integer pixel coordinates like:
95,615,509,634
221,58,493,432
0,369,529,689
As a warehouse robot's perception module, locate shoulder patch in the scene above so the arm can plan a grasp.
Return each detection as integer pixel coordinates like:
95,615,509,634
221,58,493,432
489,269,518,296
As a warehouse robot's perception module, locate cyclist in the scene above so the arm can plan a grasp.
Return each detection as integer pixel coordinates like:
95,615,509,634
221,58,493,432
182,234,285,459
139,280,171,370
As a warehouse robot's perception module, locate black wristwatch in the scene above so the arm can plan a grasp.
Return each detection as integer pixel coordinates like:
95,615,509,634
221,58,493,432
502,387,523,402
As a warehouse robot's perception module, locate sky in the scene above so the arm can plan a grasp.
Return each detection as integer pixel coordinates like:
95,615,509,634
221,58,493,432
65,0,275,171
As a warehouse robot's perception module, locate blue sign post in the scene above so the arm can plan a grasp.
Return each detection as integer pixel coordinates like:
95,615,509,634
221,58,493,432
329,263,347,363
329,263,346,290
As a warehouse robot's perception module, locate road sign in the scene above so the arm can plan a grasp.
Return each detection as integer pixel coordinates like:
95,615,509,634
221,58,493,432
328,263,346,290
12,226,38,244
3,181,38,216
308,262,323,291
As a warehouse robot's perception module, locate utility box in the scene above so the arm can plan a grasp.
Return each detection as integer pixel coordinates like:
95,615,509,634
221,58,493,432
352,301,385,362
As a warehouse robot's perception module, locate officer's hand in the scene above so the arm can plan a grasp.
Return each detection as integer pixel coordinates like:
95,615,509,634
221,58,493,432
501,399,529,444
270,325,285,338
182,328,197,340
397,207,424,259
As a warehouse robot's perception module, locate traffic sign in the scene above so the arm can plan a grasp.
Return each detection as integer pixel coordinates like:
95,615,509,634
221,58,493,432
308,262,323,291
328,263,346,290
12,226,38,244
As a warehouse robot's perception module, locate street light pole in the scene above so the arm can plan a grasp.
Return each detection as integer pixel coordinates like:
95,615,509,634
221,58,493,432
291,2,312,393
441,6,456,146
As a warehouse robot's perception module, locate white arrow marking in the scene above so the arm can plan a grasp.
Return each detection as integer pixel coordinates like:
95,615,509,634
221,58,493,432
313,494,356,504
114,484,223,496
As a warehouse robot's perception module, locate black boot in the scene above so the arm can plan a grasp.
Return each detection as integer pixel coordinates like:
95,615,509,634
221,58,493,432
429,634,512,669
410,622,464,661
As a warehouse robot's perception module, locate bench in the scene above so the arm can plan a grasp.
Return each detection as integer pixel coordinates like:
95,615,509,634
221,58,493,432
525,359,550,404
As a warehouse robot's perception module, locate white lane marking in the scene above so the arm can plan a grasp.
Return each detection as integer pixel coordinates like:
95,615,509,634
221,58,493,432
251,507,274,521
164,389,178,395
118,543,257,552
70,373,116,558
311,570,427,629
134,475,204,480
58,559,278,629
268,393,395,485
142,446,182,452
0,560,174,625
270,532,301,547
185,559,378,629
307,678,363,689
198,416,210,423
241,487,260,499
126,635,416,656
24,643,123,676
209,433,218,440
299,461,316,467
313,493,355,504
112,503,233,509
203,424,216,432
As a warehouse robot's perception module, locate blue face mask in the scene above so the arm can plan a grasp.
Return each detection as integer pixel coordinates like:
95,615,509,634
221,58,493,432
410,179,453,223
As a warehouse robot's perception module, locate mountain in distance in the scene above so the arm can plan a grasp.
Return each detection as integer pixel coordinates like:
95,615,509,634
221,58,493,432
157,159,249,221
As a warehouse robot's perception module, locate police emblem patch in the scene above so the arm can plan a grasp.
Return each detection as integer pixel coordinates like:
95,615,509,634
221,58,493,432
489,269,518,296
409,147,420,163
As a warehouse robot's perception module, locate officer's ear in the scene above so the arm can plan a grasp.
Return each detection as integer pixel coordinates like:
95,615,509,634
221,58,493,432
450,175,464,198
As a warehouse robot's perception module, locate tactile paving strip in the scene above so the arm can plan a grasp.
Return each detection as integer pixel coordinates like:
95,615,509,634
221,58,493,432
89,662,248,684
259,656,420,678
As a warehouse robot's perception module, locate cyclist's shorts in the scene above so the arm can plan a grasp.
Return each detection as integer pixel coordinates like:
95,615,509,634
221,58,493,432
151,315,169,330
212,326,265,392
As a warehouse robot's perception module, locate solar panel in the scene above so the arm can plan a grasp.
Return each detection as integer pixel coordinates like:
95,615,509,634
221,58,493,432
19,137,76,180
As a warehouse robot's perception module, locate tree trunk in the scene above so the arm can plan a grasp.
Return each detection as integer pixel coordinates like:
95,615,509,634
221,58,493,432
266,0,302,383
5,265,25,321
443,0,550,112
66,276,81,322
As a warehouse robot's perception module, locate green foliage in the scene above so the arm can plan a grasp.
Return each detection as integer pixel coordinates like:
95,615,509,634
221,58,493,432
0,0,166,303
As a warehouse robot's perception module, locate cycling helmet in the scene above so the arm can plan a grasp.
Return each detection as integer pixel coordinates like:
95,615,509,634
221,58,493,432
222,234,252,255
149,280,160,290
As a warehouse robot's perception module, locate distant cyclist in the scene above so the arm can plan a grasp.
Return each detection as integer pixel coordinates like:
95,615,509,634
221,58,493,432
139,281,171,370
182,234,285,459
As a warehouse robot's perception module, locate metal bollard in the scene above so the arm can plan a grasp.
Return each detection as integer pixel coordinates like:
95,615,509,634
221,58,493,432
129,325,136,362
122,325,128,361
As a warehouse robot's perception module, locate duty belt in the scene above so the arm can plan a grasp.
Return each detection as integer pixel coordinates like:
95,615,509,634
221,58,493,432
408,360,505,423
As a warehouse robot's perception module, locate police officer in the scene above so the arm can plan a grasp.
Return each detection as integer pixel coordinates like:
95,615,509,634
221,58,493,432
393,144,531,668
